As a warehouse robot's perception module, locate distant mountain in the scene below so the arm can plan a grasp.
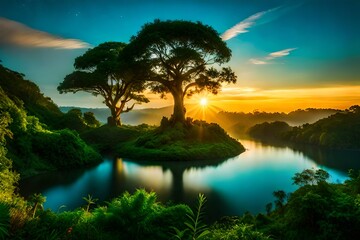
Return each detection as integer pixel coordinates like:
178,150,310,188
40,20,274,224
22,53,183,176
60,106,173,125
216,108,340,138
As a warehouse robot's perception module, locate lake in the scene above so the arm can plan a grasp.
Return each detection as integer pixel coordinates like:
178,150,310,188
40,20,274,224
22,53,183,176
20,139,360,222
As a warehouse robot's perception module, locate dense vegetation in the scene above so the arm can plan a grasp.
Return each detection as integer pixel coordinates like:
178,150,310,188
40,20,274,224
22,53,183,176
217,109,338,137
0,64,103,178
81,117,244,161
285,106,360,149
0,64,62,127
247,121,292,140
117,118,244,161
0,87,101,178
0,64,101,132
247,106,360,149
2,165,360,239
58,42,149,126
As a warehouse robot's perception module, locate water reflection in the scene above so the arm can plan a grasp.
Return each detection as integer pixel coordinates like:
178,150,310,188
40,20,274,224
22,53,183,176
20,139,356,221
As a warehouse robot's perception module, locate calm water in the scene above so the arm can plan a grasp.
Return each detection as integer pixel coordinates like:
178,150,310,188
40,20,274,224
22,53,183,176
20,139,360,221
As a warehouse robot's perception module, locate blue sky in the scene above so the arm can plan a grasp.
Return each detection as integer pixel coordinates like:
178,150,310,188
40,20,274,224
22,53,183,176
0,0,359,111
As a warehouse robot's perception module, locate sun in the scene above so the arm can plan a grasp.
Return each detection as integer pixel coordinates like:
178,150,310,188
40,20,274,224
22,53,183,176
200,97,208,106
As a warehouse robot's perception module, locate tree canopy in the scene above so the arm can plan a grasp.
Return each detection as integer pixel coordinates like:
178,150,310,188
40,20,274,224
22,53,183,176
58,42,149,126
125,20,237,124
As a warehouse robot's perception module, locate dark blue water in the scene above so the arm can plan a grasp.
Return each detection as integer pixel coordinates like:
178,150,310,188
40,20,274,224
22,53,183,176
20,139,359,221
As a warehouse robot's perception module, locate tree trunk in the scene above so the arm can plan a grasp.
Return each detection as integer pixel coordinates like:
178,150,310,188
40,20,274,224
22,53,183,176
171,91,186,124
108,106,122,126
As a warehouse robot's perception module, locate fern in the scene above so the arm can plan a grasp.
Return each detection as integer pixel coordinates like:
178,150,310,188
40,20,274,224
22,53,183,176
0,203,10,240
171,193,210,240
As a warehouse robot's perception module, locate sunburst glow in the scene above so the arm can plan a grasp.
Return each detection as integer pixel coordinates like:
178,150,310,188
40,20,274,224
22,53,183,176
200,98,208,106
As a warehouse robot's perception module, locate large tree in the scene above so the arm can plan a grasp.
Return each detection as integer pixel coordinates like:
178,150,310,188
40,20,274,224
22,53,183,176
58,42,149,126
125,20,237,124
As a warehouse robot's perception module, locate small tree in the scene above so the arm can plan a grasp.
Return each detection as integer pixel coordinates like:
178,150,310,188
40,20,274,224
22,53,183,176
29,193,46,218
273,190,287,210
265,202,273,215
83,112,100,127
292,168,330,186
82,194,98,213
58,42,149,126
126,20,237,124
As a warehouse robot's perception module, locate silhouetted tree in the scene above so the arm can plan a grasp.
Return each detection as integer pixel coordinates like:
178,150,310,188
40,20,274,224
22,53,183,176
125,20,237,124
58,42,149,126
265,202,273,215
292,169,330,186
273,190,287,210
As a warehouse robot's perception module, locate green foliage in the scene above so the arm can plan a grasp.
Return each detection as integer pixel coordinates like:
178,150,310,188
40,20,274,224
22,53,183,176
29,193,46,218
80,124,151,152
172,193,210,240
0,203,10,240
0,93,19,203
292,168,330,186
83,111,101,127
119,119,244,161
345,169,360,193
32,129,102,169
53,108,89,132
247,121,292,140
217,108,338,138
82,194,98,212
92,189,189,239
263,170,360,240
273,190,287,210
284,106,360,149
1,84,101,178
58,42,149,126
207,218,271,240
126,19,236,123
0,64,62,127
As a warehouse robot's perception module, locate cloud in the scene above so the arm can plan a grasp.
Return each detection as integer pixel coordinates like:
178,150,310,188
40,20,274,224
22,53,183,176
221,7,278,41
250,48,297,65
267,48,297,59
221,2,302,41
249,58,268,65
0,17,90,49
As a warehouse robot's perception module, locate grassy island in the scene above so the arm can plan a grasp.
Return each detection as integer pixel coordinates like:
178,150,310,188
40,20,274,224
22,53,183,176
82,118,245,162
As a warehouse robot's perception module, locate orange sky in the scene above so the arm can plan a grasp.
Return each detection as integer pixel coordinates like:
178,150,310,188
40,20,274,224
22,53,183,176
141,85,360,113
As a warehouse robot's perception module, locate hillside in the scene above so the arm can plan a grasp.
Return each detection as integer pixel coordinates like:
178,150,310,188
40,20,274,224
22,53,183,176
0,64,62,127
285,105,360,149
217,108,339,137
247,106,360,149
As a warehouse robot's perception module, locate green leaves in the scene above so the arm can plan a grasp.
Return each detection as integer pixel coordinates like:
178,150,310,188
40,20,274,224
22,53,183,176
83,194,98,213
126,19,237,123
29,193,46,218
292,168,330,186
0,203,10,239
171,193,210,240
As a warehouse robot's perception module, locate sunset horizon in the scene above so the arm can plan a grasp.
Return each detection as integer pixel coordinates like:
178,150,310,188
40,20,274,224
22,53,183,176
1,0,359,113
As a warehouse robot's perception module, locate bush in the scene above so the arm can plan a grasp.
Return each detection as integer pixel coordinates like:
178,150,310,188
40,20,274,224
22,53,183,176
118,119,245,161
32,129,102,168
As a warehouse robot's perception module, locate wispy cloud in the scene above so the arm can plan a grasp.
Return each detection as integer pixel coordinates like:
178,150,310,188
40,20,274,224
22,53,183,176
0,17,90,49
221,3,302,41
221,7,278,41
267,48,297,59
250,48,297,65
249,58,268,65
